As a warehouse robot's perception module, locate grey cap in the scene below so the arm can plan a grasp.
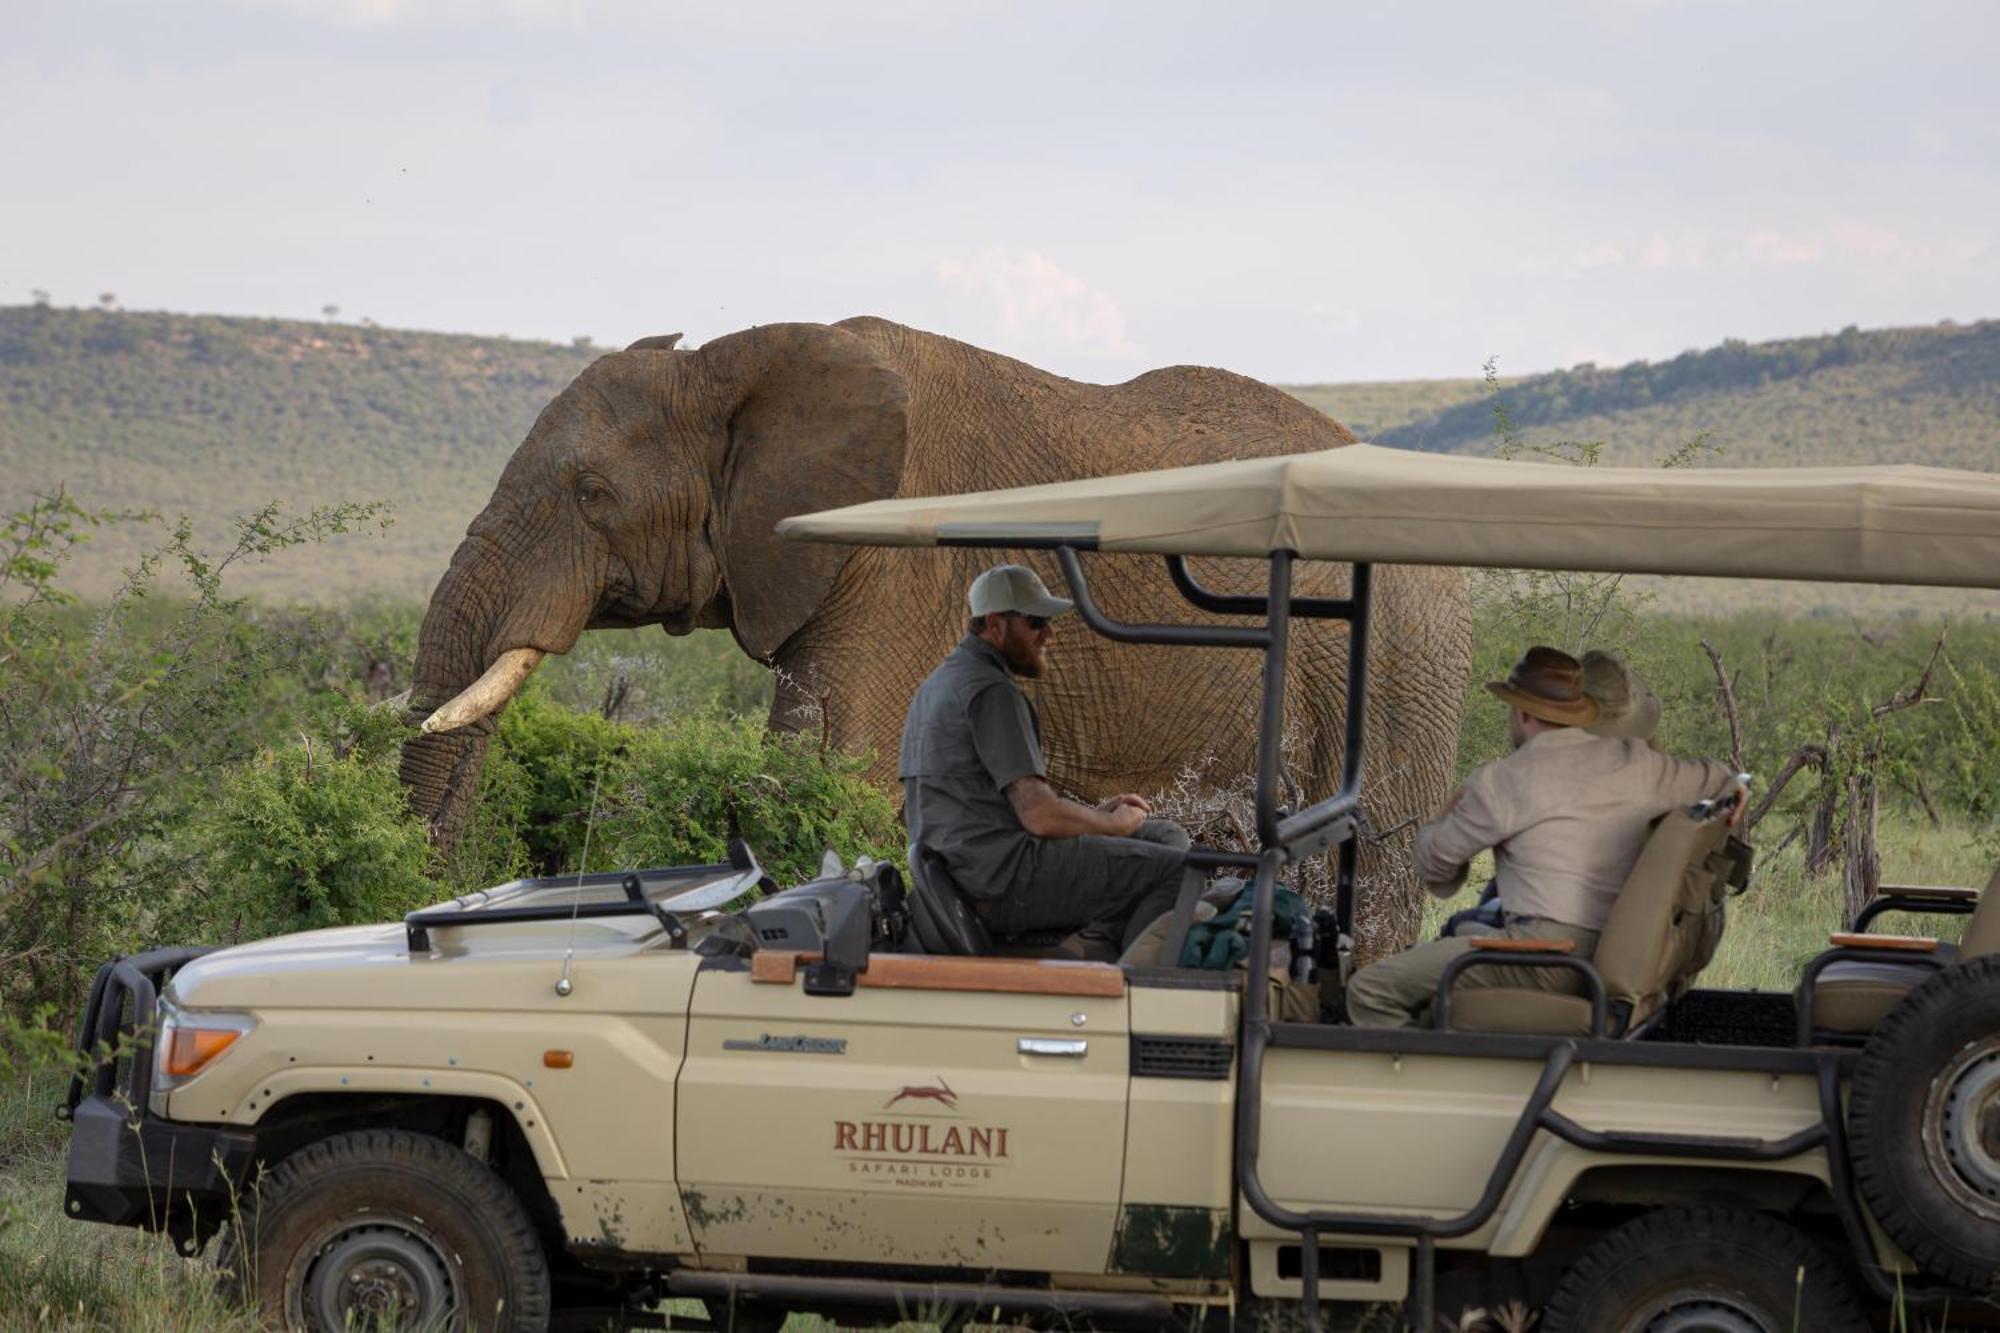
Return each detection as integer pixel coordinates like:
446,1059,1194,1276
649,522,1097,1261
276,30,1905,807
967,563,1074,619
1581,649,1662,741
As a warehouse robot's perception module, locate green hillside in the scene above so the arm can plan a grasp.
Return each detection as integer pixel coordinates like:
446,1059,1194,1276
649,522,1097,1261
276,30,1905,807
4,305,1998,605
1364,319,2000,469
0,306,596,599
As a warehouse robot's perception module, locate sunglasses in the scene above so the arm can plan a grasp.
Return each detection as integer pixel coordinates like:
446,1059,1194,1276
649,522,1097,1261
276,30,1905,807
1003,612,1051,631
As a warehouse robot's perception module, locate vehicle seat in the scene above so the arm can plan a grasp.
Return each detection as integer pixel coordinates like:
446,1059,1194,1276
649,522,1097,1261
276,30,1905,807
907,846,994,955
904,846,1080,957
1448,809,1750,1037
1804,866,1996,1034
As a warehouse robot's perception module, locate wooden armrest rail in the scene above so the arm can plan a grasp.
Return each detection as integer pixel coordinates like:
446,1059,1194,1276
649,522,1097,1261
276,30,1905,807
1468,936,1577,954
749,950,1126,997
1827,932,1939,952
1874,885,1980,901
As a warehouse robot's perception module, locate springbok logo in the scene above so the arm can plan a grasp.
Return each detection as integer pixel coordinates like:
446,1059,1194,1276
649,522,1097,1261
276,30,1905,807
884,1077,957,1110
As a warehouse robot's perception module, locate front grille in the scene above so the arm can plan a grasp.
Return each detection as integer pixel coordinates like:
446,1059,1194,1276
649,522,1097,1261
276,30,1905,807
1131,1035,1234,1079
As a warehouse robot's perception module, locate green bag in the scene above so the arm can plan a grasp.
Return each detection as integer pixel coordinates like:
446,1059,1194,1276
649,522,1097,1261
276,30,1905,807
1179,883,1311,970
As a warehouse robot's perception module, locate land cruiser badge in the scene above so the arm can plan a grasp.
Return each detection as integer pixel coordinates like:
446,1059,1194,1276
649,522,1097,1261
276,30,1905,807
723,1033,847,1055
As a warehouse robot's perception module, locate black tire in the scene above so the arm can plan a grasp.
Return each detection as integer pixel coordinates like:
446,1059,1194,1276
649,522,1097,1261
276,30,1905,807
216,1128,552,1332
1541,1206,1867,1333
1848,954,2000,1294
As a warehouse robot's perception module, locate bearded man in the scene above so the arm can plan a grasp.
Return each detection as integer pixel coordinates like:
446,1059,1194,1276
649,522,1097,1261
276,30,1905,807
899,564,1189,952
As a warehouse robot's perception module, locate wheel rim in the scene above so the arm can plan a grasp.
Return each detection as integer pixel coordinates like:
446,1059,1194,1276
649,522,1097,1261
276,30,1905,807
1631,1291,1776,1333
293,1214,461,1332
1922,1035,2000,1222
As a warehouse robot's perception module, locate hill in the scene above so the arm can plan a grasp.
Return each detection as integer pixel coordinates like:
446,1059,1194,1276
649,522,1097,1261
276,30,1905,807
0,306,596,599
3,306,1997,606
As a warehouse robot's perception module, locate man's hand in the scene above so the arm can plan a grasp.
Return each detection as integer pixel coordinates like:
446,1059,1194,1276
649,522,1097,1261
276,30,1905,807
1726,778,1751,829
1009,778,1151,839
1102,802,1147,837
1436,786,1466,818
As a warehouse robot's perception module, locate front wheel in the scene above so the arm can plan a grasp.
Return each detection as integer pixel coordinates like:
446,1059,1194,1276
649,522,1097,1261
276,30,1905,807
1540,1206,1866,1333
217,1128,552,1332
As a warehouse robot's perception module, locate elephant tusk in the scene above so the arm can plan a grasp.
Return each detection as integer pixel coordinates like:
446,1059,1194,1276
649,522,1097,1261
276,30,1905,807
420,647,546,734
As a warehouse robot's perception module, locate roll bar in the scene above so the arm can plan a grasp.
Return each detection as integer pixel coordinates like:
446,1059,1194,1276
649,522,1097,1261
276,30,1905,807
1053,545,1371,909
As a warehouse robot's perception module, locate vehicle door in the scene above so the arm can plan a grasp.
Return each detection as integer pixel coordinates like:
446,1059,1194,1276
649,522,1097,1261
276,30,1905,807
676,953,1130,1275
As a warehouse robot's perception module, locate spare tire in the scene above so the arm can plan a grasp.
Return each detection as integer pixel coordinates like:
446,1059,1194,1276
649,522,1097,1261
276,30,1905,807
1848,953,2000,1293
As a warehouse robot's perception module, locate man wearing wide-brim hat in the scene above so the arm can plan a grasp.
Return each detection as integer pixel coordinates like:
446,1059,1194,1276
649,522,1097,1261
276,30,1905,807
1347,645,1743,1029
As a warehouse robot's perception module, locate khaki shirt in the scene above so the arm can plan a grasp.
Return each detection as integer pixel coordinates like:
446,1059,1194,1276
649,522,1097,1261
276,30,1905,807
1414,728,1733,930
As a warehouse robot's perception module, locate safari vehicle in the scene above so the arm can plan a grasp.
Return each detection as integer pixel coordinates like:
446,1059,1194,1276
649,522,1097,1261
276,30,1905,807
62,445,2000,1332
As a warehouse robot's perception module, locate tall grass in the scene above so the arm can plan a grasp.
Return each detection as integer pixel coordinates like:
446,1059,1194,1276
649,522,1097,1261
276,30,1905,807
0,1076,261,1332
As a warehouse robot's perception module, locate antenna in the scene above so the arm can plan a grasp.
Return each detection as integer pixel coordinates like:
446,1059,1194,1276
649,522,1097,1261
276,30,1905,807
554,762,607,998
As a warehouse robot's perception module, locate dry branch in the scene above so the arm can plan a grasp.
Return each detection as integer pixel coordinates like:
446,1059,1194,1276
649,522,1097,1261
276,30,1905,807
1870,627,1946,719
1699,639,1746,774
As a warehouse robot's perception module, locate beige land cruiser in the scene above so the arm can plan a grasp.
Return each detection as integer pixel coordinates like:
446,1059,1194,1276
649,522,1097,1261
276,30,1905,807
62,445,2000,1331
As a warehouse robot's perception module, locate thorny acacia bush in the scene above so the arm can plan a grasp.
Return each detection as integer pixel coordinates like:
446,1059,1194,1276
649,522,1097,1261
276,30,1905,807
0,492,389,1023
1,493,868,1027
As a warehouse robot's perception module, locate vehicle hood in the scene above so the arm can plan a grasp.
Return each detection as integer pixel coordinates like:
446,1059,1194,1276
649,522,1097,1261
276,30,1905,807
167,916,671,1012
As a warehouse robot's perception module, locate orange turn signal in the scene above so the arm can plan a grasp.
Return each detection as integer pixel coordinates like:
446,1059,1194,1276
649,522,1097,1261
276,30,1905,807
543,1050,574,1069
165,1026,242,1079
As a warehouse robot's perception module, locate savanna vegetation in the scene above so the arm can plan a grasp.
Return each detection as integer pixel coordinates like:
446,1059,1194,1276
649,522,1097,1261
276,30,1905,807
5,304,1998,1328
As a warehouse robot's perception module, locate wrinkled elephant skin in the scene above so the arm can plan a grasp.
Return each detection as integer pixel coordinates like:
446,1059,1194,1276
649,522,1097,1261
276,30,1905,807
400,317,1470,957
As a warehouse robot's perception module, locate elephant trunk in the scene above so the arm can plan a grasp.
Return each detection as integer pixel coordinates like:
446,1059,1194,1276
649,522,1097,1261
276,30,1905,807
399,535,587,848
399,553,505,846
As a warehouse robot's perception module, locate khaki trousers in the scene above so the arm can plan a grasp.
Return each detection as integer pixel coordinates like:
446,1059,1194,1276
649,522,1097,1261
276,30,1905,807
1346,918,1600,1029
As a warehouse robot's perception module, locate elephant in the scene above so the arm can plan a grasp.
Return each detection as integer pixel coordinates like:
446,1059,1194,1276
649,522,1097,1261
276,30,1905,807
400,317,1471,958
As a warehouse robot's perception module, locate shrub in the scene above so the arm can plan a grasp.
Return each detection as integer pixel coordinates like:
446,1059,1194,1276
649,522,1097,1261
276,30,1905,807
200,726,434,941
597,717,902,888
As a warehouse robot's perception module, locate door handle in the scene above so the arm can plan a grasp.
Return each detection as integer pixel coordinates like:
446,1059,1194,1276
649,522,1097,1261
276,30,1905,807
1018,1038,1088,1058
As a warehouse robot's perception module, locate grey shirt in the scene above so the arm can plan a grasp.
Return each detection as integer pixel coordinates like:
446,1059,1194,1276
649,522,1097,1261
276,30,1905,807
900,635,1046,899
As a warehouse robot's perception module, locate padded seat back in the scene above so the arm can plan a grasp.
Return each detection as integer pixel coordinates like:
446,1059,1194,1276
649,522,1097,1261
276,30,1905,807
1446,808,1748,1037
1592,809,1749,1029
1964,865,2000,961
1805,864,1994,1035
907,846,993,956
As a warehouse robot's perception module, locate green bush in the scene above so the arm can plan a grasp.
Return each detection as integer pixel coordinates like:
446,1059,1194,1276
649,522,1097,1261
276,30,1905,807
200,725,434,941
596,716,902,887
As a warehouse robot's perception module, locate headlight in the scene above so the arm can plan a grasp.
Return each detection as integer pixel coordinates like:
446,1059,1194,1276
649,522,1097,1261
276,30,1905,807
154,1000,257,1092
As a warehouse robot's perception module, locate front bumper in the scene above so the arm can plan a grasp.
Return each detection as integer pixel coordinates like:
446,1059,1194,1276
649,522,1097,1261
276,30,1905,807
63,1093,255,1250
60,947,254,1252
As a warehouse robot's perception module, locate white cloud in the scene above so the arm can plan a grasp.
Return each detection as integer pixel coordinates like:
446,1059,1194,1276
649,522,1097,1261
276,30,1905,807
1830,222,1905,259
1741,229,1827,265
935,250,1136,359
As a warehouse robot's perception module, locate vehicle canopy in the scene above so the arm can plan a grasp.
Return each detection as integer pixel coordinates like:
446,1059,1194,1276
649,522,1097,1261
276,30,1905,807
776,441,2000,588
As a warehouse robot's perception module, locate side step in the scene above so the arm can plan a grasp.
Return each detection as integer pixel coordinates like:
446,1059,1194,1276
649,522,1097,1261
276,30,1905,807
666,1270,1176,1324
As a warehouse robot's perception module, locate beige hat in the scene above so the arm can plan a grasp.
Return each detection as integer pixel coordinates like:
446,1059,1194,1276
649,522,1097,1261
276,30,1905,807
1581,649,1662,741
1485,646,1601,727
967,564,1073,619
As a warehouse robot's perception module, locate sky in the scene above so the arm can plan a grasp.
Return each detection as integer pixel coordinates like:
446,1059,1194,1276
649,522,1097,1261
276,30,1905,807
5,0,1998,384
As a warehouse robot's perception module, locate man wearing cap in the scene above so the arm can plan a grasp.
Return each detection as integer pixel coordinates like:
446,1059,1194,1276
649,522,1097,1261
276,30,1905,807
900,563,1190,953
1346,645,1741,1029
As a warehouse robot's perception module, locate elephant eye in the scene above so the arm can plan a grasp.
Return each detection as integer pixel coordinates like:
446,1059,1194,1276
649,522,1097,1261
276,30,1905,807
576,480,610,508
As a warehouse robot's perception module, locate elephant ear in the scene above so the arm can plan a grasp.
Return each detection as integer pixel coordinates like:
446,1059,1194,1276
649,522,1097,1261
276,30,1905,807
626,333,683,351
700,323,910,661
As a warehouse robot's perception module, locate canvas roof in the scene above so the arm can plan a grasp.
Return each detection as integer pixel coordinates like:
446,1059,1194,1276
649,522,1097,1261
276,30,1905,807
776,443,2000,589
